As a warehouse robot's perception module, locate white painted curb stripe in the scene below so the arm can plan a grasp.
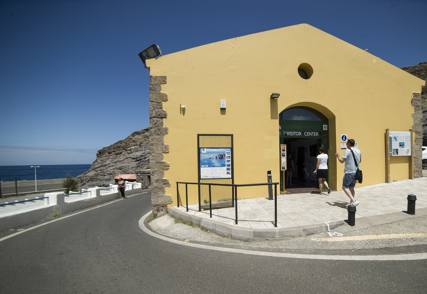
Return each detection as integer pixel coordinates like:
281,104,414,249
313,233,427,242
139,212,427,261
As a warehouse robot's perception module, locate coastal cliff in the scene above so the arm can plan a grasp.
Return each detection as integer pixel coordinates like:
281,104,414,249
79,128,151,188
402,62,427,81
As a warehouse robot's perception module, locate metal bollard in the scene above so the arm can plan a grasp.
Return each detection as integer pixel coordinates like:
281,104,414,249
267,170,273,200
347,205,356,226
407,194,417,215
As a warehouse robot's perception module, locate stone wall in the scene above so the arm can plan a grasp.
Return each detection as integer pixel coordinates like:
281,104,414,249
78,129,151,188
412,93,423,177
149,76,171,217
402,62,427,146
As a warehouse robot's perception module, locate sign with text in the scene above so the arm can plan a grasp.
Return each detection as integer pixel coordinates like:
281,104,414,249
388,131,411,156
339,134,349,149
200,148,232,179
280,144,287,171
281,121,326,139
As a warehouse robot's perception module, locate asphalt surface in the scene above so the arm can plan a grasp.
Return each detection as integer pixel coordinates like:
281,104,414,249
0,192,426,294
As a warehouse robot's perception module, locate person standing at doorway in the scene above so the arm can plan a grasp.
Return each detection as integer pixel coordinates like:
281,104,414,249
336,139,361,206
117,177,126,198
314,148,331,194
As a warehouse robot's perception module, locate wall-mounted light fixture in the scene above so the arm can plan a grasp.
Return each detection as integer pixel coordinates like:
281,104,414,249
270,93,280,100
180,104,186,115
220,99,227,110
138,44,161,68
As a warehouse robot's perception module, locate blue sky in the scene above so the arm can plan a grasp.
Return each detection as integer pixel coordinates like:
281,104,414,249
0,0,426,165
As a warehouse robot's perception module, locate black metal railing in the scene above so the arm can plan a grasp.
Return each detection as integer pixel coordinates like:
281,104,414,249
176,181,279,227
0,177,65,198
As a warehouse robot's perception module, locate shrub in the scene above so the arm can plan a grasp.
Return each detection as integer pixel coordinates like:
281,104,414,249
63,177,79,194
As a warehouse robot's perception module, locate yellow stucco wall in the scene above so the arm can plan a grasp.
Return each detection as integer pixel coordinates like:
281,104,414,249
147,23,424,205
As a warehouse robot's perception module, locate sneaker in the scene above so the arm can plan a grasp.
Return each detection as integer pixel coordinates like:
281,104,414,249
351,200,360,207
327,188,331,194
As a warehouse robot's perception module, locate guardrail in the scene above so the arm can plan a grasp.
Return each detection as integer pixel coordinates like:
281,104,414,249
0,196,48,207
0,177,64,198
176,181,279,227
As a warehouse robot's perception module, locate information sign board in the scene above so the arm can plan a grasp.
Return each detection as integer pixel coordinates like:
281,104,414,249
199,148,232,179
281,144,287,171
389,131,411,156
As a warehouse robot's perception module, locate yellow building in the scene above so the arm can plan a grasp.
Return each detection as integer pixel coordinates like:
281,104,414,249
144,23,425,214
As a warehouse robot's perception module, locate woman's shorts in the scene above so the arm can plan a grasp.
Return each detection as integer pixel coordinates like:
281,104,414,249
317,169,328,179
343,173,356,188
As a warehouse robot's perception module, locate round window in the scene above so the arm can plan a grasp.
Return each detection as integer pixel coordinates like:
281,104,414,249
298,63,313,79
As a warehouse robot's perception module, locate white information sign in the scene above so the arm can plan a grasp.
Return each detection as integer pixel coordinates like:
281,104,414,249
339,134,349,142
389,131,411,156
200,148,232,179
339,134,349,149
280,144,287,171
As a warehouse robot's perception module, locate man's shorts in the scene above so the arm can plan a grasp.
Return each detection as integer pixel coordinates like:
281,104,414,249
343,173,356,188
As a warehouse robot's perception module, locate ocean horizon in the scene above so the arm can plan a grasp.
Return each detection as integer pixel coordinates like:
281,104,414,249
0,164,91,182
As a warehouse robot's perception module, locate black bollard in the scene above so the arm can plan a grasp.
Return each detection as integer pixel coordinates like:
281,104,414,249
267,170,273,200
407,194,417,215
347,205,356,226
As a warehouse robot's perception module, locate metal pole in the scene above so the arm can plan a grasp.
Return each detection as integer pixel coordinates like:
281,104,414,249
234,185,238,225
185,183,189,212
209,184,212,218
35,166,37,192
231,185,234,207
347,205,356,226
0,178,2,198
407,194,417,215
15,177,18,195
30,165,40,192
176,182,179,207
267,170,273,200
274,183,278,227
198,182,201,212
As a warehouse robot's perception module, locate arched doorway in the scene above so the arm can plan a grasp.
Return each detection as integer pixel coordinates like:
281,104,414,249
279,106,331,192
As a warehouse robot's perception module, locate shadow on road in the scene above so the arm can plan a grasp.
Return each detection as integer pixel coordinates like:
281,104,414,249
326,201,348,209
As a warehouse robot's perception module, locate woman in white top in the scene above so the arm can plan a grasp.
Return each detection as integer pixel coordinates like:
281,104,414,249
314,148,331,194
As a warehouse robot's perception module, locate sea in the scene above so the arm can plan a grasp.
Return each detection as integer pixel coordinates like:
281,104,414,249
0,164,91,182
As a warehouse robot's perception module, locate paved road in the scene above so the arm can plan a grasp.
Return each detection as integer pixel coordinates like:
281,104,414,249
0,192,426,294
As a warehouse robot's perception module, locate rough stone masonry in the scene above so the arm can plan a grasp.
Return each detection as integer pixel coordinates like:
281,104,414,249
149,76,172,217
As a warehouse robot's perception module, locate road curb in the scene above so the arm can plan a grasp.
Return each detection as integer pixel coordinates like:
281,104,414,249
168,206,344,240
167,206,427,241
140,211,427,261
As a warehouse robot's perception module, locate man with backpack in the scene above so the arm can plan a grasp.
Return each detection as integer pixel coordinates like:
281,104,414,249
336,139,362,206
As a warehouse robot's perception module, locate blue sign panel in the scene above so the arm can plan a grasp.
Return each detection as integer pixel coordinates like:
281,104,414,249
200,148,232,179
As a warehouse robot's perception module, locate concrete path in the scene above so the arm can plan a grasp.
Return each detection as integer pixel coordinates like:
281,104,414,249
176,178,427,231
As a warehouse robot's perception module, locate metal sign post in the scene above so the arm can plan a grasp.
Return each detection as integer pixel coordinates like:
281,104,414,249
385,129,390,183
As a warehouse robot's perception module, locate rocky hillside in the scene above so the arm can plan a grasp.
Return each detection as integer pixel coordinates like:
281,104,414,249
402,62,427,82
78,128,150,188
